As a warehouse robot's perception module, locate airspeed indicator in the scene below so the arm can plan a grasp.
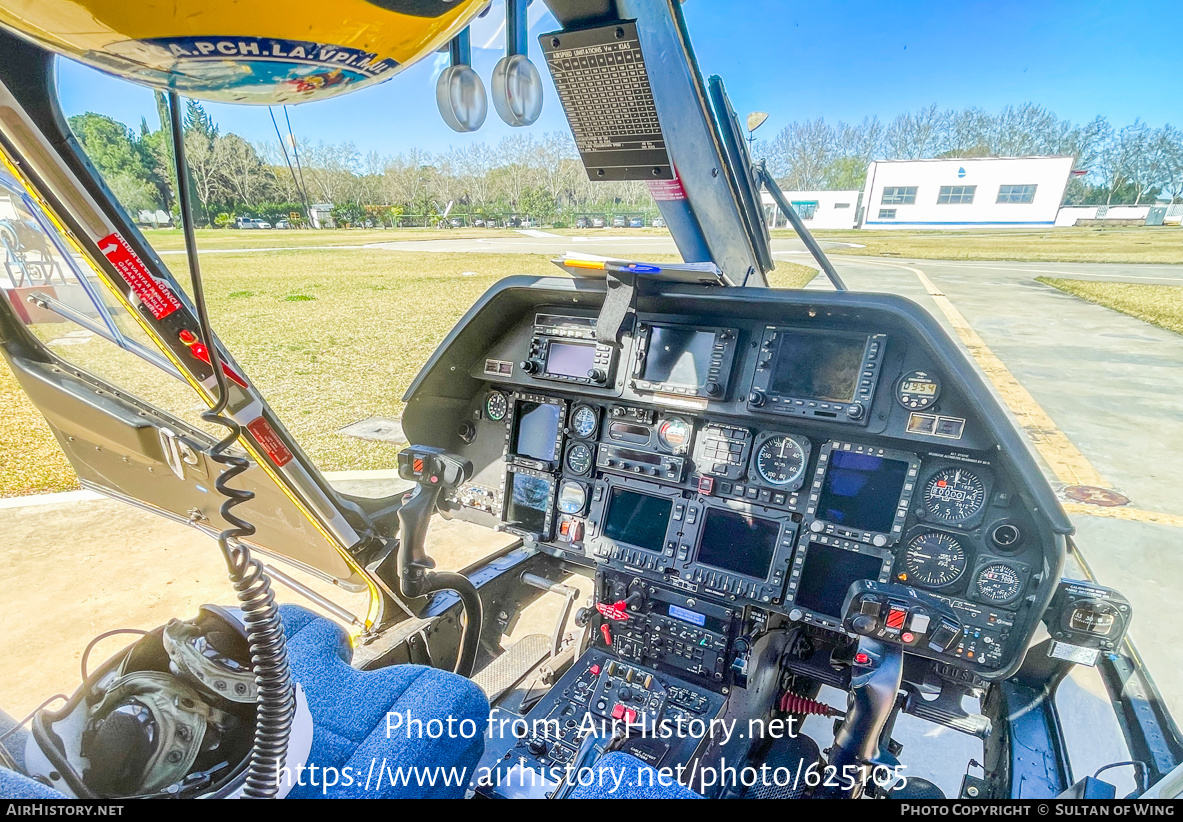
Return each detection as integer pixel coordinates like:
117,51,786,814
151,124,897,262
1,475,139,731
754,435,808,487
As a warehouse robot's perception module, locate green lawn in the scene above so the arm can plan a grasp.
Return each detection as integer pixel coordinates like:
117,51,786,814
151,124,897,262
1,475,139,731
140,226,522,251
804,225,1183,265
0,249,815,496
1036,278,1183,336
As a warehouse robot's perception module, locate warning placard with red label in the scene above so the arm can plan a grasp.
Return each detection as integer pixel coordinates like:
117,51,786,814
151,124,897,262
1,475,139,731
647,176,687,202
98,232,183,320
247,416,294,467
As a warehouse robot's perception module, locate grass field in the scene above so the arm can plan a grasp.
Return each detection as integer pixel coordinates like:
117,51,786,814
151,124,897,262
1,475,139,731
0,249,815,496
141,227,523,251
1037,277,1183,336
803,226,1183,265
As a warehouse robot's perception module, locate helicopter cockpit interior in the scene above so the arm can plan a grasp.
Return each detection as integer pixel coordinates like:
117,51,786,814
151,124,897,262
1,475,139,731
0,0,1179,803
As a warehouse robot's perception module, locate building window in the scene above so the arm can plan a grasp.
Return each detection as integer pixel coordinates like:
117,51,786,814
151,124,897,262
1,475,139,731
792,201,818,220
997,184,1037,204
878,209,897,219
881,187,917,205
937,185,976,204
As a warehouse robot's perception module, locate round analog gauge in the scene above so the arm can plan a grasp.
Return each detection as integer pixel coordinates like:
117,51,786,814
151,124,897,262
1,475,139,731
896,370,941,411
658,417,692,453
901,531,967,589
754,435,808,487
922,467,986,523
565,443,593,475
557,481,588,515
974,562,1023,605
570,404,598,439
485,391,508,422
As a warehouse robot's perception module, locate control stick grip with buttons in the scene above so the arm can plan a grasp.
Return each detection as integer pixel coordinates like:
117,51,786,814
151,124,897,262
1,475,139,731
393,445,483,677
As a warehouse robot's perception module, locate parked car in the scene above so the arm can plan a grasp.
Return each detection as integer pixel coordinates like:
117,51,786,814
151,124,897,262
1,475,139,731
575,217,590,229
628,217,644,228
611,215,627,227
472,218,485,228
591,216,605,228
652,217,666,228
233,217,270,229
450,217,463,228
274,219,291,229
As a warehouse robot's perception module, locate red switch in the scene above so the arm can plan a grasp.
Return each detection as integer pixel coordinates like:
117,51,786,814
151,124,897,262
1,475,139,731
886,607,907,630
623,708,637,724
600,624,612,646
590,665,601,676
611,704,625,720
855,652,871,665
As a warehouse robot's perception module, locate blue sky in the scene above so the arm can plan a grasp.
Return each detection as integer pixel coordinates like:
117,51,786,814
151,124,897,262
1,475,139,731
56,0,1180,156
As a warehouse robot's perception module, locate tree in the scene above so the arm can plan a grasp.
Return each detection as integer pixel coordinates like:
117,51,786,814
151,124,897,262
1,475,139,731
68,112,164,213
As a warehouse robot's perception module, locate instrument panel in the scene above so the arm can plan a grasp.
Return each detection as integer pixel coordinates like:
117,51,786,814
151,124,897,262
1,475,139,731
403,277,1067,681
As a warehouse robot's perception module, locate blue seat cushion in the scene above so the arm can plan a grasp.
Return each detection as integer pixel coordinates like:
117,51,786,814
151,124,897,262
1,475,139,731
567,752,702,799
280,605,489,799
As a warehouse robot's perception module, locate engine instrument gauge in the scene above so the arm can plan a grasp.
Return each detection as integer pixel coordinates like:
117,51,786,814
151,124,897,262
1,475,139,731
658,417,692,453
570,404,598,439
901,531,967,589
485,391,509,421
922,467,986,523
973,562,1023,605
754,435,808,487
565,443,593,475
895,370,941,410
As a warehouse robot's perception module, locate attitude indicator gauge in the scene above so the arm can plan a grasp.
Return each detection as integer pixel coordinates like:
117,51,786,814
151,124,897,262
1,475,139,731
922,467,986,524
485,391,509,421
901,531,967,589
754,434,808,487
571,404,598,439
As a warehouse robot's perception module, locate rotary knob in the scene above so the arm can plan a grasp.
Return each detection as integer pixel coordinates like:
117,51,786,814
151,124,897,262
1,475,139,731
748,389,767,408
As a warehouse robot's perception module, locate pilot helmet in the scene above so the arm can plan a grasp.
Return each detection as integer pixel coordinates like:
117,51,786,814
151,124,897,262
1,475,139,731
0,0,488,104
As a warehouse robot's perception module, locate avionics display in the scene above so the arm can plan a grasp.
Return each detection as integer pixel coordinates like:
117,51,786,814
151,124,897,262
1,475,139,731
667,604,728,634
602,488,672,553
545,342,596,379
514,401,561,462
817,450,909,534
696,508,780,580
505,472,552,535
795,542,886,620
642,327,717,387
770,332,865,403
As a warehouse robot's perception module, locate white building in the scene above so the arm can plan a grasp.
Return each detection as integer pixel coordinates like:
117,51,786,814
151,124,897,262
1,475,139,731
858,156,1075,229
762,190,860,230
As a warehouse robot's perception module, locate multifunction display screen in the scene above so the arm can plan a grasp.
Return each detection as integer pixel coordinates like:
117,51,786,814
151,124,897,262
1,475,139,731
546,342,596,379
696,508,780,580
514,401,561,461
817,450,909,533
505,472,552,534
602,488,672,553
796,542,885,619
643,327,716,388
770,332,866,403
